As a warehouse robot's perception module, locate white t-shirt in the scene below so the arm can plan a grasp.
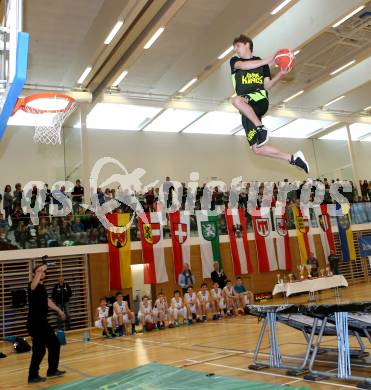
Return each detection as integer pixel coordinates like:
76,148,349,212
184,292,198,305
113,300,129,314
155,298,167,311
211,288,222,299
97,306,109,319
198,290,210,302
171,297,183,309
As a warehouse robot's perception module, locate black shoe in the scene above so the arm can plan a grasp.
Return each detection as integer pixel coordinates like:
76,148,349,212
47,370,66,378
28,376,46,383
256,125,269,147
290,151,309,173
168,323,175,328
0,352,6,358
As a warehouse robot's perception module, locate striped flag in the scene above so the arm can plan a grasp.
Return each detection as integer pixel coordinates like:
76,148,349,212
337,210,356,262
314,205,335,261
272,209,292,271
196,211,222,279
293,207,316,263
107,213,132,290
251,209,278,272
138,212,168,284
225,208,253,275
169,211,191,282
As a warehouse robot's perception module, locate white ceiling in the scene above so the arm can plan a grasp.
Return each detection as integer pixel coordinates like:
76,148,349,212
20,0,371,137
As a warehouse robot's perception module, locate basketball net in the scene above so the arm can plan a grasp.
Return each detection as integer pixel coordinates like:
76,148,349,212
14,93,78,145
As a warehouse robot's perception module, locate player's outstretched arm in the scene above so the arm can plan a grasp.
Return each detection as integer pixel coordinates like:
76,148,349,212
234,55,274,71
264,69,288,90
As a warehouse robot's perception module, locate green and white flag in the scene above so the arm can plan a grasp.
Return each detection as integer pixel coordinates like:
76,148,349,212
196,210,222,278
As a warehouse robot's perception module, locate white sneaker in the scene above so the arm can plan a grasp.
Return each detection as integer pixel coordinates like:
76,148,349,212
290,151,309,174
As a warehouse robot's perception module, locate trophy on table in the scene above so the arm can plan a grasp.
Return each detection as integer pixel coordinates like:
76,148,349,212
326,266,331,276
288,273,294,283
320,268,325,277
277,273,282,284
297,264,305,280
305,264,312,278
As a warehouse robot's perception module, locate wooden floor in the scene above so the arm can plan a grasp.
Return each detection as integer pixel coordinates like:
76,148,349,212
1,281,371,389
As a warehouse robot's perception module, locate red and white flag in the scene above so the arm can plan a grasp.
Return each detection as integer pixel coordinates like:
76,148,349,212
272,209,292,271
225,208,253,275
169,211,191,282
314,204,335,262
138,212,168,284
251,209,278,272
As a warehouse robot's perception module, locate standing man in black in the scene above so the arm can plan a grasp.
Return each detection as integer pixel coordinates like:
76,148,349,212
27,264,66,383
211,262,227,289
52,277,73,330
328,250,340,275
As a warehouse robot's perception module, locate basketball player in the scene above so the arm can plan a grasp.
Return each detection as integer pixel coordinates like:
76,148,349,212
138,295,155,330
184,286,201,323
197,283,212,322
112,292,136,335
169,290,187,327
153,292,169,329
223,280,238,316
95,298,116,338
230,34,309,174
210,282,225,319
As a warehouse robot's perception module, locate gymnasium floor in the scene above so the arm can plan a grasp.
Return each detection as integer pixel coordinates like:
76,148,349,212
1,282,371,389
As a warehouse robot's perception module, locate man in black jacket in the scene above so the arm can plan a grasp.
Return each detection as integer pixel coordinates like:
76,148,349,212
28,264,66,383
211,262,227,289
328,250,340,275
52,277,72,330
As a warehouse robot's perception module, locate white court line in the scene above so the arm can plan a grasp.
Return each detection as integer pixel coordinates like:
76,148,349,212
85,340,135,351
1,349,126,377
165,351,223,365
200,362,360,389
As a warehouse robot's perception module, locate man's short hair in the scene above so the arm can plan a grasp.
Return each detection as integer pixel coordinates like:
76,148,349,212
115,292,123,297
226,279,232,284
201,283,207,288
100,297,106,302
237,276,242,280
174,289,180,295
233,34,253,52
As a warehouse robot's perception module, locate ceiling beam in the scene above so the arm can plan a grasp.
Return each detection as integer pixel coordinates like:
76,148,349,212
90,0,187,102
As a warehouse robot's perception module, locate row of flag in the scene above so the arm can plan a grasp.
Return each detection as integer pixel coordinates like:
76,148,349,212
107,206,357,289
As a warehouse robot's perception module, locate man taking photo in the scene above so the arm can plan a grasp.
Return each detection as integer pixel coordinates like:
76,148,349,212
27,263,66,383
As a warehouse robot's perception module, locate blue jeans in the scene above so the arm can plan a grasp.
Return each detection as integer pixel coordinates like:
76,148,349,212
57,302,71,329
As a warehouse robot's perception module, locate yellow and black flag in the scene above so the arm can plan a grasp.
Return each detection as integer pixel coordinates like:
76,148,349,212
107,213,132,289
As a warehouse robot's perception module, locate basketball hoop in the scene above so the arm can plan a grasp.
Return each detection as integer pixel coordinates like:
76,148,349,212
14,93,78,145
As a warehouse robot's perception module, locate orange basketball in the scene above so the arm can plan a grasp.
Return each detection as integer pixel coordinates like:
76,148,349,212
274,49,296,71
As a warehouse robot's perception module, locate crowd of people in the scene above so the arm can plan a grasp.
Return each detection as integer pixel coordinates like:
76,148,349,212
0,177,369,250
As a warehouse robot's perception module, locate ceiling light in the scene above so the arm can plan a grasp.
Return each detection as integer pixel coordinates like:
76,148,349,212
179,78,198,93
271,0,292,15
332,6,365,28
77,66,92,84
283,90,304,103
330,60,356,76
104,21,124,45
323,95,345,107
218,46,233,60
144,27,165,49
293,50,300,56
112,70,128,87
363,105,371,111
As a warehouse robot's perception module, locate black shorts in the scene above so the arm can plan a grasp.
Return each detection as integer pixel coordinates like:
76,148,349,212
240,90,269,146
